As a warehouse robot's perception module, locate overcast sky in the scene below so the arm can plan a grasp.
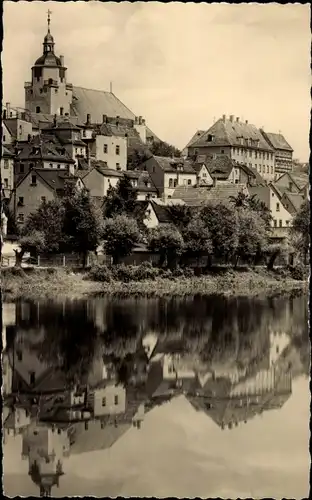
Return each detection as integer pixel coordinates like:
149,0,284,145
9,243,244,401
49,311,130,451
2,2,310,160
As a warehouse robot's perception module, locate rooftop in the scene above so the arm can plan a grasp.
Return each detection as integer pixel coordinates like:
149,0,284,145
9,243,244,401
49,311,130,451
172,183,249,206
191,116,273,151
260,130,293,152
146,156,196,175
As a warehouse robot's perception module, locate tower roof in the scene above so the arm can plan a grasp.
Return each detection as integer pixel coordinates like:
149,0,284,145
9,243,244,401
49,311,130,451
33,10,62,67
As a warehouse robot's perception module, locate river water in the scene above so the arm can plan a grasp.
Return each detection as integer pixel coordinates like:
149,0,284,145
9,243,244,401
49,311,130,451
2,293,310,498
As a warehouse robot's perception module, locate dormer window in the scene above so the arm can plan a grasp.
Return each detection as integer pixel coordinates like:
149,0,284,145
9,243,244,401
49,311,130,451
207,134,214,142
31,174,37,185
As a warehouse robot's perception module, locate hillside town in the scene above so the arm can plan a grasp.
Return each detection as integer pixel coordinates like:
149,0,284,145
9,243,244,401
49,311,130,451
0,14,309,268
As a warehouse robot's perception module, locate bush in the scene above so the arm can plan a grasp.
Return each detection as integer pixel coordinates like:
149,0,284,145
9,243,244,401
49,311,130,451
115,263,159,282
171,267,185,278
159,269,173,279
89,264,114,282
8,267,27,278
287,263,307,281
183,267,195,278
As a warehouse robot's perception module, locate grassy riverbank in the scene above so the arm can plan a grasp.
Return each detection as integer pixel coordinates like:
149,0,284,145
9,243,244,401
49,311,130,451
1,266,308,302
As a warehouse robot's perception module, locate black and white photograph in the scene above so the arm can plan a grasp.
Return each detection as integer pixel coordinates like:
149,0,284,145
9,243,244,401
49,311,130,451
0,1,310,498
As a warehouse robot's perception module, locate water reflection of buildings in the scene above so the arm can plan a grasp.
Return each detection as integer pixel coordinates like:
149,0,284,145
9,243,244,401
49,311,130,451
22,423,70,497
2,298,301,487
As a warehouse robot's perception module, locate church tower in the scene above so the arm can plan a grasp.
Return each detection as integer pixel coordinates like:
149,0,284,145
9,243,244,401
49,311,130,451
24,11,73,116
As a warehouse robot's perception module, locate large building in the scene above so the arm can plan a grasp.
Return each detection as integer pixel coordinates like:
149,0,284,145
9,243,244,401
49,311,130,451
186,115,276,183
260,130,293,177
21,13,158,144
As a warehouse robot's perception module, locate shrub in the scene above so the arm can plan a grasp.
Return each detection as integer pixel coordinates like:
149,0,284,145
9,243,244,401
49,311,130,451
134,262,159,281
159,269,173,279
8,267,27,278
183,267,195,278
171,266,185,278
115,264,137,282
89,264,114,282
287,263,307,281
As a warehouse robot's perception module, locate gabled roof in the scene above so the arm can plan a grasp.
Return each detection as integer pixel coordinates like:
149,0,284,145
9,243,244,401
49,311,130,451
289,172,309,190
183,130,206,149
2,145,14,157
205,155,234,179
145,156,196,175
260,130,293,152
70,419,131,454
150,200,173,223
16,135,75,163
191,117,273,151
172,183,249,206
16,168,80,192
125,171,158,193
281,191,305,213
71,86,159,141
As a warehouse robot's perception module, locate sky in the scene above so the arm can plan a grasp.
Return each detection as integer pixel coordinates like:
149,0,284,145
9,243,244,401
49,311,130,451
3,378,310,498
2,2,311,161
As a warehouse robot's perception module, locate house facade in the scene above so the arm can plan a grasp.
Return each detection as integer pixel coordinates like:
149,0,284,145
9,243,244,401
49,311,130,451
187,115,276,182
91,134,127,171
248,183,293,238
82,165,123,197
143,156,197,200
11,169,83,225
260,130,293,176
1,146,15,199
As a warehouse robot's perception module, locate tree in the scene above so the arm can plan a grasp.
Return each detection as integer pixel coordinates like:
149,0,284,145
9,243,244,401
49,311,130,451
266,242,289,271
148,224,184,268
102,215,141,264
149,140,181,158
235,209,268,266
200,203,239,262
230,192,272,228
23,199,66,253
182,216,212,264
62,188,103,266
167,204,196,232
104,176,138,219
127,148,151,170
291,200,310,262
14,231,45,267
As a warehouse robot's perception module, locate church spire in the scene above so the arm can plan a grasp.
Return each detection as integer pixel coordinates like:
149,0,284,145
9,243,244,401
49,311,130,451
43,10,54,54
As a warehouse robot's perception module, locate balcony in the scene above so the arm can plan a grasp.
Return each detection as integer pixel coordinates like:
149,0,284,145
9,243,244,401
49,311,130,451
24,82,32,88
43,79,58,87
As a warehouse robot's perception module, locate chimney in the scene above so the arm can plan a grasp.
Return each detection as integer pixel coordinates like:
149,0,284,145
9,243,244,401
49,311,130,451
236,117,239,122
222,114,226,122
102,114,107,123
53,114,57,127
86,114,91,124
27,134,31,142
142,118,146,125
6,102,10,116
134,116,138,124
60,55,64,66
138,116,142,125
3,110,6,119
245,120,248,124
230,115,234,122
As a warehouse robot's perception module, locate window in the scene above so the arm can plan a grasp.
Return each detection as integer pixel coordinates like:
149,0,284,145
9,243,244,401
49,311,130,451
83,130,86,137
207,134,213,142
255,152,258,159
249,150,252,157
286,220,289,226
60,107,64,116
235,179,239,184
276,203,280,212
18,197,24,206
35,106,40,113
274,219,277,227
49,163,53,168
271,166,273,174
169,178,173,188
221,149,225,154
259,152,262,159
173,179,178,187
57,164,61,169
267,153,269,160
103,144,108,154
267,166,269,173
29,163,34,170
40,88,43,94
279,219,282,227
183,179,187,186
4,178,8,187
31,175,37,185
55,89,58,94
203,172,207,178
4,159,9,169
17,350,23,361
3,135,5,143
29,372,36,385
255,164,257,169
102,397,106,407
116,145,120,155
188,179,192,185
114,395,119,405
41,196,46,203
289,182,293,192
116,163,120,170
20,164,25,173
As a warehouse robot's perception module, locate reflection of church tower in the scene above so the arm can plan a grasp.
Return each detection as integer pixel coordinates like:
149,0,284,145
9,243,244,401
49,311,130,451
24,11,73,116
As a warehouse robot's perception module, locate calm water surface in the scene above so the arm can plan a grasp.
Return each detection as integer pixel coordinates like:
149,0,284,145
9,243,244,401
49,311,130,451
2,293,310,498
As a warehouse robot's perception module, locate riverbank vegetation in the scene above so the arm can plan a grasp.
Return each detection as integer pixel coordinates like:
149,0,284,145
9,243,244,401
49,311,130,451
2,264,308,302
